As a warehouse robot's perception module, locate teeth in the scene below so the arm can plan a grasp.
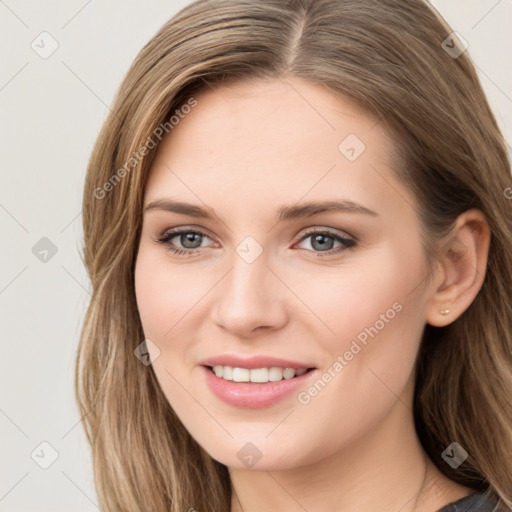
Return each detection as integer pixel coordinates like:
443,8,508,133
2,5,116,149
282,368,295,379
222,366,233,380
268,367,283,381
233,367,250,382
211,365,310,383
250,367,269,382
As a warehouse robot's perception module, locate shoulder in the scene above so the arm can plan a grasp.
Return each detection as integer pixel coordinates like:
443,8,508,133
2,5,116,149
436,491,503,512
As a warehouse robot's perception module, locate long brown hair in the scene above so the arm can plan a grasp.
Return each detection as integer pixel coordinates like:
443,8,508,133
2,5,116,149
76,0,512,510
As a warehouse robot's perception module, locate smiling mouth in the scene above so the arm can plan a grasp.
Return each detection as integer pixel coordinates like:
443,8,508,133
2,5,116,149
206,365,316,383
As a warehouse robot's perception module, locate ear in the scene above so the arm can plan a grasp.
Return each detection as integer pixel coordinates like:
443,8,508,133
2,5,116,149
425,209,491,327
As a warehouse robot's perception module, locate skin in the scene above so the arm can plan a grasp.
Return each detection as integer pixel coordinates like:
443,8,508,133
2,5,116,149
134,77,490,512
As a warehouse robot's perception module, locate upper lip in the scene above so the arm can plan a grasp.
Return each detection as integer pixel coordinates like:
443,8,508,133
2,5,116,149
199,354,316,370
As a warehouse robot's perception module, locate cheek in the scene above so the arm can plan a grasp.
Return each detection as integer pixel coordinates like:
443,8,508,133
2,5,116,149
290,241,426,346
135,258,168,340
270,245,428,461
134,248,206,340
134,249,203,411
291,240,428,410
134,246,220,408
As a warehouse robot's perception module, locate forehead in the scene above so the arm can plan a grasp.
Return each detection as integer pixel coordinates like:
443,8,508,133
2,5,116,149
144,77,413,220
155,77,393,162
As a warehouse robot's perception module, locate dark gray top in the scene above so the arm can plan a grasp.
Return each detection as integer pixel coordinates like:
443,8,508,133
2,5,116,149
437,491,501,512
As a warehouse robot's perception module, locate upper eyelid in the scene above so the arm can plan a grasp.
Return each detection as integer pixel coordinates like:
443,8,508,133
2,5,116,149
297,227,356,242
158,225,356,246
158,226,217,244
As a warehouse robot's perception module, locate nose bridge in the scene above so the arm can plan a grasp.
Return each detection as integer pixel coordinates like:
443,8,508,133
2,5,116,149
212,241,287,337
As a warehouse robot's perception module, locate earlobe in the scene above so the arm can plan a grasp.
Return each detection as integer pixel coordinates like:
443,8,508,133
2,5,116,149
425,209,490,327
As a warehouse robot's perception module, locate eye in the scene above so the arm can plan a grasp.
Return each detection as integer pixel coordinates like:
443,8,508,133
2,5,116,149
155,227,357,257
156,227,215,257
294,228,357,256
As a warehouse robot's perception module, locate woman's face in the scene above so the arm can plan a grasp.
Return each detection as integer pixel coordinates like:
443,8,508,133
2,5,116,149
134,77,434,470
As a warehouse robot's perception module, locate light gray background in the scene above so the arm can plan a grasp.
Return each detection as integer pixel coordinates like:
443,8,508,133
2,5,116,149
0,1,511,510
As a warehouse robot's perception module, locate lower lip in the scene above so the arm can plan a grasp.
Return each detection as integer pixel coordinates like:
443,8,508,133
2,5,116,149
201,366,318,409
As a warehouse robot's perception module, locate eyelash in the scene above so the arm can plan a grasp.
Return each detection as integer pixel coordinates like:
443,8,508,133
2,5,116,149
155,226,357,258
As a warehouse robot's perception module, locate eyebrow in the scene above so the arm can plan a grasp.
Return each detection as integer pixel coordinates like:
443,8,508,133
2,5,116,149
143,199,378,221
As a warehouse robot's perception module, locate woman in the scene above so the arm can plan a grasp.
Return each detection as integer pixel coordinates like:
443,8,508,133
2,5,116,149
76,0,512,510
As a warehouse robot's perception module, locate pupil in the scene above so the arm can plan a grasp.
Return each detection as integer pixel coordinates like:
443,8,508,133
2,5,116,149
312,234,333,251
182,233,201,248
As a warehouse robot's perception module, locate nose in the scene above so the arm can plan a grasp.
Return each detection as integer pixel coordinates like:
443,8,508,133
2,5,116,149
211,251,289,339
